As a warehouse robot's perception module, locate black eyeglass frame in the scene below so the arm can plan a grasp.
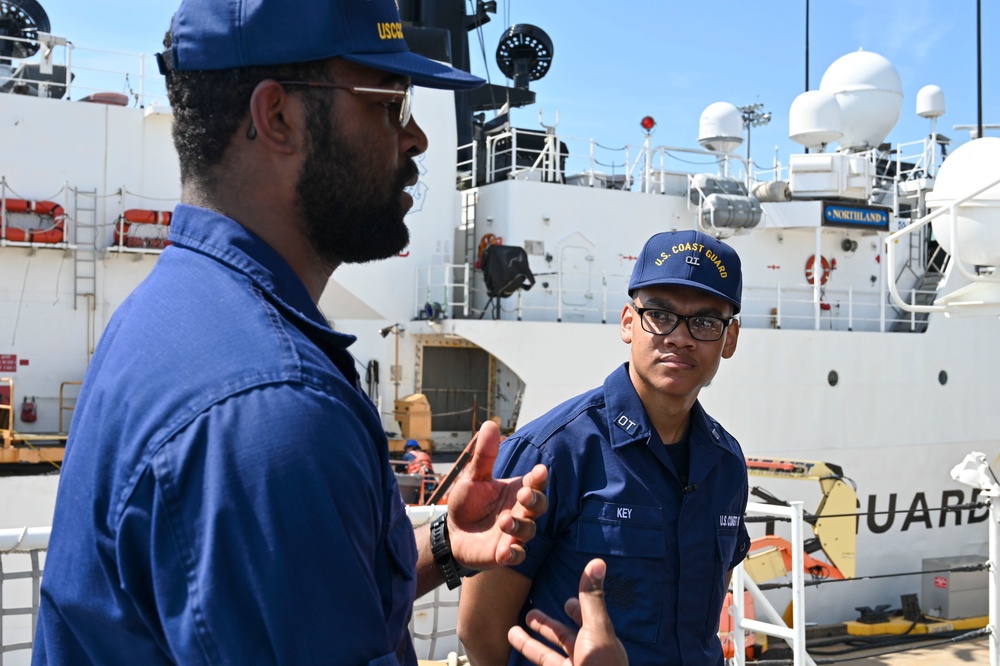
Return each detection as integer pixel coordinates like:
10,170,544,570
277,80,413,126
630,303,734,342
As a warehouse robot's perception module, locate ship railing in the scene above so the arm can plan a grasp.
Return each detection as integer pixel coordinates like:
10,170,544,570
730,501,818,666
436,259,936,333
0,514,468,664
5,469,999,665
413,263,472,320
0,32,167,108
0,526,49,663
467,127,747,193
459,271,632,324
741,282,943,333
886,171,1000,316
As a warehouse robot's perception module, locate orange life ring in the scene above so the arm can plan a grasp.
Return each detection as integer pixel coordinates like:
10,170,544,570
804,254,831,285
3,199,66,243
476,233,502,267
115,209,173,248
123,209,172,225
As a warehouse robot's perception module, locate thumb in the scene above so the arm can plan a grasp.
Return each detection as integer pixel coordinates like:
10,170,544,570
466,420,501,481
577,558,615,632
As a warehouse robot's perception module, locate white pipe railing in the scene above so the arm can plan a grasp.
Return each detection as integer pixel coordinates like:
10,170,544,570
886,173,1000,314
730,501,817,666
4,470,999,664
434,263,936,332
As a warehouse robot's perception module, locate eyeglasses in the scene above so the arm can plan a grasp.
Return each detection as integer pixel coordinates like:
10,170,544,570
278,81,413,126
630,303,733,341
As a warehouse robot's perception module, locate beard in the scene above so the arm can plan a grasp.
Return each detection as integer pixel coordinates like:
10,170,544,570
295,93,418,266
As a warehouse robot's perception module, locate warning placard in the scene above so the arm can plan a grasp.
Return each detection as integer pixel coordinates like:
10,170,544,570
0,355,16,373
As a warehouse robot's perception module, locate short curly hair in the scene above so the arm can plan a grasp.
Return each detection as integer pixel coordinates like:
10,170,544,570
162,31,332,187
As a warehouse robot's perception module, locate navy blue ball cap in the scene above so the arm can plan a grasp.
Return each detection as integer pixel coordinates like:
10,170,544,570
628,230,743,314
161,0,485,91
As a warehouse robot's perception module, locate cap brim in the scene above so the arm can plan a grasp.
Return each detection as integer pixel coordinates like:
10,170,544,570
342,51,485,90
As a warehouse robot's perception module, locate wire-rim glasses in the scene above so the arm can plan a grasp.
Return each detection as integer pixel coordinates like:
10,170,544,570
630,303,733,341
278,81,413,126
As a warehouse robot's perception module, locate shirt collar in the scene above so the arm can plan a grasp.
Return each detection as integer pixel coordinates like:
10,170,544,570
602,362,729,454
603,363,653,449
168,204,356,350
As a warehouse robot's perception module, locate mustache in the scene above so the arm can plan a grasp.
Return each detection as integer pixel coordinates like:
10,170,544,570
398,159,419,189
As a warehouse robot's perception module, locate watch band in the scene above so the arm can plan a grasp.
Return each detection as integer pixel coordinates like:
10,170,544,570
430,514,477,590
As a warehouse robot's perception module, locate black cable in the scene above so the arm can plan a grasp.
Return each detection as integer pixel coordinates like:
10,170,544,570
757,563,987,591
803,627,989,663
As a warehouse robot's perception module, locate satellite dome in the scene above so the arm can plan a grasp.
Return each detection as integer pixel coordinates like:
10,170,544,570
916,85,946,119
699,102,743,154
788,90,843,150
926,137,1000,265
819,50,902,150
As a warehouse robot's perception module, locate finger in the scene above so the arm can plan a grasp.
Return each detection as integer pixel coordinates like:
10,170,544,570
465,420,501,482
523,608,578,658
514,471,549,520
497,541,525,566
508,626,570,666
563,597,582,627
523,463,550,493
577,558,616,632
497,509,537,543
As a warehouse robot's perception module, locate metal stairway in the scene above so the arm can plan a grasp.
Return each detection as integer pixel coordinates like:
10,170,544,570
890,269,946,332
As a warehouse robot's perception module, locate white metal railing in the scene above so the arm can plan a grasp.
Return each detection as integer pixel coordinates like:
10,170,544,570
729,501,817,666
0,527,49,663
887,172,1000,315
950,452,1000,666
417,257,937,333
0,517,468,663
414,263,472,320
0,33,167,107
462,126,747,193
5,465,999,664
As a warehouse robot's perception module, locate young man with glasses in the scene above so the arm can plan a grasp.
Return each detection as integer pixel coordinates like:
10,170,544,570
32,1,567,664
460,230,752,666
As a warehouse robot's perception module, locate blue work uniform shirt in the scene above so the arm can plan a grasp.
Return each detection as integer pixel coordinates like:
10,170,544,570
496,364,751,665
33,205,417,666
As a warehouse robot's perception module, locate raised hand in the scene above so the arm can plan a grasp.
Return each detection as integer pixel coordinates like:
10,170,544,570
507,559,628,666
445,420,548,568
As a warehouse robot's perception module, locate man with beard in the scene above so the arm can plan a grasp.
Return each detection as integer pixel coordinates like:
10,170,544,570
31,0,563,664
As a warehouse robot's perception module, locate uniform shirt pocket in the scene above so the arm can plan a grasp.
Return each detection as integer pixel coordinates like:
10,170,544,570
576,502,664,644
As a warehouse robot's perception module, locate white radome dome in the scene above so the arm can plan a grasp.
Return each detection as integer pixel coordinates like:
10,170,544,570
819,50,902,150
699,102,743,154
926,137,1000,265
789,90,843,149
916,85,946,119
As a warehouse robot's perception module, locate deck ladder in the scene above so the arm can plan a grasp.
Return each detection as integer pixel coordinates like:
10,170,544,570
72,187,98,309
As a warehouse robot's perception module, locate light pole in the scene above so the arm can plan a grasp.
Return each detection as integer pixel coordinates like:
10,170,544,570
378,323,404,402
740,102,771,172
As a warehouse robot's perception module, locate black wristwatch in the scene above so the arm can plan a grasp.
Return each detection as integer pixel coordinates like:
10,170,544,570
430,514,478,590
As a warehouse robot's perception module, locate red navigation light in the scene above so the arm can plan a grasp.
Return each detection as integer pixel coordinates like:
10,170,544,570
640,115,656,131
